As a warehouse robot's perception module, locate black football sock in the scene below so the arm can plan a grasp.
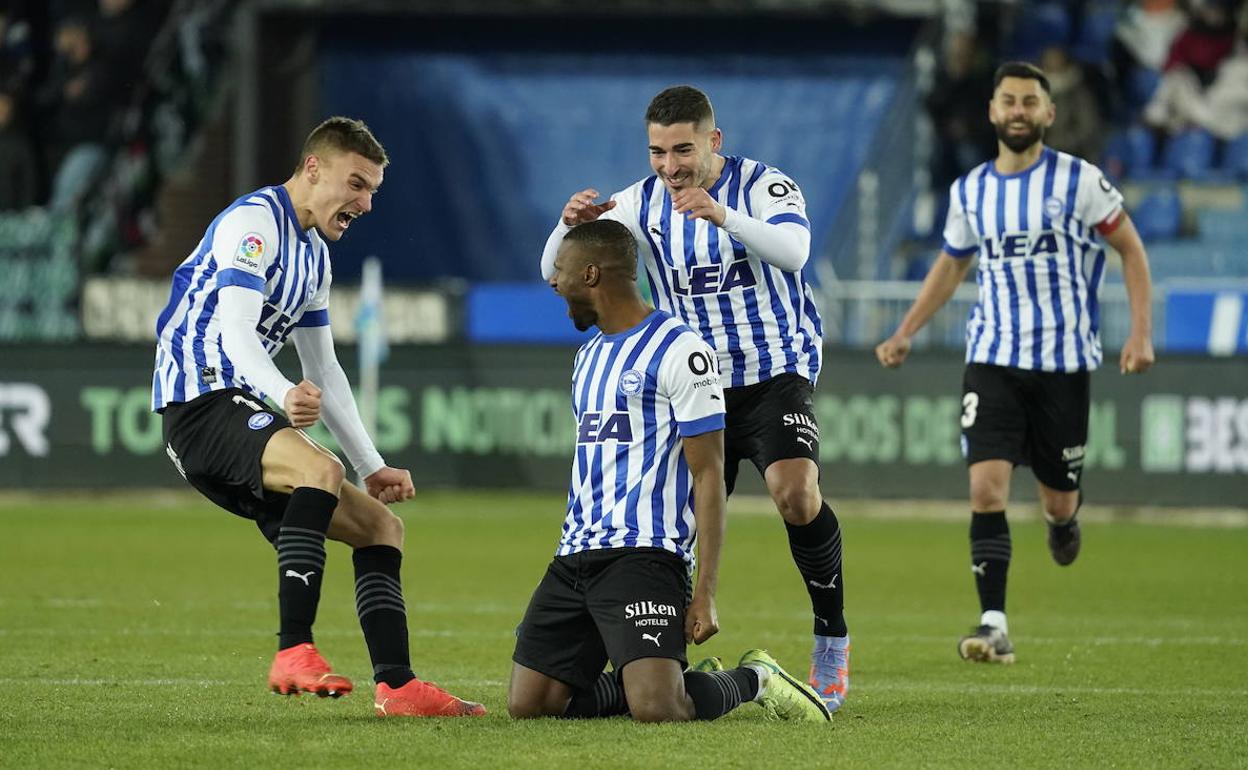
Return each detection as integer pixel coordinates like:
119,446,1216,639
683,667,760,721
786,501,848,637
562,670,629,718
970,511,1011,614
276,487,337,650
353,545,415,688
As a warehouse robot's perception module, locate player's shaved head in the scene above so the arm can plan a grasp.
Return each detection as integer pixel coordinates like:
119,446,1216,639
551,221,641,332
646,86,715,130
295,116,389,174
562,220,638,281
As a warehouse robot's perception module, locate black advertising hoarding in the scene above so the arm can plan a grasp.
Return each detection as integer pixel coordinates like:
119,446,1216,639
1,344,1245,506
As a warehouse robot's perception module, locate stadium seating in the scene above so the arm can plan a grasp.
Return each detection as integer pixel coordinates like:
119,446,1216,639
1130,186,1182,242
1007,3,1071,60
1162,129,1218,180
1072,4,1119,63
1224,134,1248,180
1121,126,1160,178
1126,68,1161,111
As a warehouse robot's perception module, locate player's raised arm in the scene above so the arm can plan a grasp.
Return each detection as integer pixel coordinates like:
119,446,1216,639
876,251,975,368
541,188,629,280
704,171,811,272
290,322,413,503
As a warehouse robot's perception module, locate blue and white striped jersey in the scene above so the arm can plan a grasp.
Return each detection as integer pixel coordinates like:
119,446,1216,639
943,147,1124,372
151,186,331,410
603,156,824,388
558,310,726,566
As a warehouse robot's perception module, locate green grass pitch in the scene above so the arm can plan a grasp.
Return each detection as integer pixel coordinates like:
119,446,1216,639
2,491,1245,768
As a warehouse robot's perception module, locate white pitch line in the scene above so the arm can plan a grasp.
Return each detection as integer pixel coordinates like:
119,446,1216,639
865,634,1247,647
859,681,1248,698
726,496,1248,527
0,678,238,687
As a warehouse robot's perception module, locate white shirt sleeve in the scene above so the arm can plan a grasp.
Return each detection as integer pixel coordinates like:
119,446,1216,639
658,331,726,437
1074,160,1125,229
217,286,297,406
291,325,385,479
211,204,280,293
723,169,811,272
540,185,640,281
212,205,296,405
942,178,978,257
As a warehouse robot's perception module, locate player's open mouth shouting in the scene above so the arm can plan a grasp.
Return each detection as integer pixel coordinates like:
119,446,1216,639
335,209,361,231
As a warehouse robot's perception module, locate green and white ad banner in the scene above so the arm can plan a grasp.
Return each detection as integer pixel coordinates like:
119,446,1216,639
1,345,1244,506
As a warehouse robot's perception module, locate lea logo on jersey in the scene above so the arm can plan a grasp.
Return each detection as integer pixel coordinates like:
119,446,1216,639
983,230,1060,261
577,411,634,444
670,262,757,296
234,233,266,272
256,302,294,343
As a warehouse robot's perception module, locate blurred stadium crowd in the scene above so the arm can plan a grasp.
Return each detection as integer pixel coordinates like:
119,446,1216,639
929,0,1248,192
0,0,1245,346
913,0,1248,345
0,0,227,261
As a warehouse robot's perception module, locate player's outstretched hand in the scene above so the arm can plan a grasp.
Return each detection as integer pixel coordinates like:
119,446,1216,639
684,592,719,645
284,379,322,427
366,466,415,504
561,189,616,226
1120,332,1155,374
875,334,911,369
671,187,726,227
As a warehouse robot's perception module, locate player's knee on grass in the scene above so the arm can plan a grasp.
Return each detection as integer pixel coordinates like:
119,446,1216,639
507,664,573,719
621,661,693,723
505,692,546,719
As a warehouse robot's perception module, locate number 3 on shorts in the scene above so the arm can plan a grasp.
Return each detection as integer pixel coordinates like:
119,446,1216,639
961,392,979,429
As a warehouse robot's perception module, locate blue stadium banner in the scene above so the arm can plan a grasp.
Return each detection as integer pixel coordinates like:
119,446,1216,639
1,344,1245,506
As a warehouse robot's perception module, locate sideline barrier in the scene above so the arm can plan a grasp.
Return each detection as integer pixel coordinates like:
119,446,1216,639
0,345,1244,506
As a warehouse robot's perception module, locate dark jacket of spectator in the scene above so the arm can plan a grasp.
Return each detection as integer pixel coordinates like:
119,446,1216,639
0,90,41,210
35,17,119,172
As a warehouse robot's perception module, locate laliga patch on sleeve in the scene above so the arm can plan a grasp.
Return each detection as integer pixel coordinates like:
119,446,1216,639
233,233,266,272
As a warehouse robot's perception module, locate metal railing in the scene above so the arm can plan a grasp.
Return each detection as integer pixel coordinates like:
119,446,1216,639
818,279,1165,351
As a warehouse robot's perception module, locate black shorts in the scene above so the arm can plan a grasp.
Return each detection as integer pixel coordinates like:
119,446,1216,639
512,548,690,691
960,363,1090,491
723,372,819,495
161,387,292,543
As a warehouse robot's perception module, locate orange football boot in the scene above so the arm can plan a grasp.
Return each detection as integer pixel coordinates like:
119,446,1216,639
267,643,353,698
373,678,486,717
